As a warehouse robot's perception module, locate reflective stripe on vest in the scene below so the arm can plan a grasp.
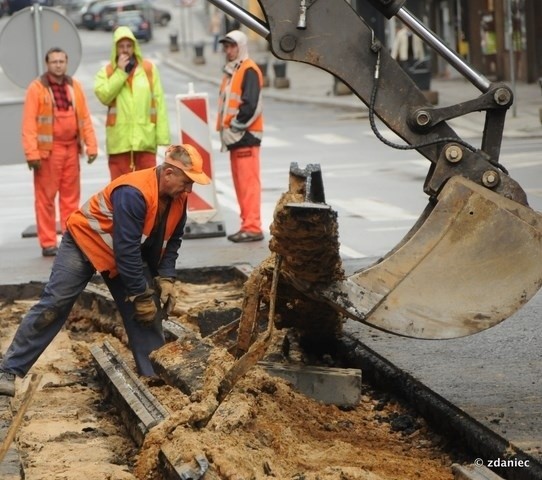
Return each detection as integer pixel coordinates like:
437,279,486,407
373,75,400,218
67,168,186,276
217,59,264,134
35,88,55,151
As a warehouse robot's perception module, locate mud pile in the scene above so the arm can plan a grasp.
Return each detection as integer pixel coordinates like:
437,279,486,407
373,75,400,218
0,277,460,480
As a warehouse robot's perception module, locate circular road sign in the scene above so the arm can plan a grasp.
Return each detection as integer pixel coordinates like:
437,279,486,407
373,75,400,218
0,5,82,88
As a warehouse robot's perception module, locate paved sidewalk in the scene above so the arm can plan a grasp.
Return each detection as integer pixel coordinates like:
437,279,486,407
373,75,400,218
161,5,542,140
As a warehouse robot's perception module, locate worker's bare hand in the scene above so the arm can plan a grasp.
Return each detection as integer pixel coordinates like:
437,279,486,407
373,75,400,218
117,54,131,72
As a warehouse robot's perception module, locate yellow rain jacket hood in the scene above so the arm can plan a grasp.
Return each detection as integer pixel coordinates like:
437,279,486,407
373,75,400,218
110,26,143,64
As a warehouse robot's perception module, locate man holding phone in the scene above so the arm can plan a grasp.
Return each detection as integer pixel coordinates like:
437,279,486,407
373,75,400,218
94,27,170,180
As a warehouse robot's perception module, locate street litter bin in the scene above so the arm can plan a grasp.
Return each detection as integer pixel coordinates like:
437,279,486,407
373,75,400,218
193,42,205,65
407,58,431,91
257,61,270,87
273,61,290,89
169,33,179,52
273,61,287,78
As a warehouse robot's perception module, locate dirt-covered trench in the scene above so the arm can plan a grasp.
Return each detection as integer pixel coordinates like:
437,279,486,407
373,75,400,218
0,275,468,480
1,169,470,479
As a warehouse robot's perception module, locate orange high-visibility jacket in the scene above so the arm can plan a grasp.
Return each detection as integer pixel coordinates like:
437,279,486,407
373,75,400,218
21,74,97,161
66,168,188,277
216,59,264,134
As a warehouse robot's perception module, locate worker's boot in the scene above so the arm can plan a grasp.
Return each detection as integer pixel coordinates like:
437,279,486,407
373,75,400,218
0,371,16,397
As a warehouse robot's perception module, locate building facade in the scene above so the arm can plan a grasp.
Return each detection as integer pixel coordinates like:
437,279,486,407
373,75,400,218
353,0,542,83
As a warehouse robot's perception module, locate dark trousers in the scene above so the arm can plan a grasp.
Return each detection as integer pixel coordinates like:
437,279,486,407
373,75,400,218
0,232,164,377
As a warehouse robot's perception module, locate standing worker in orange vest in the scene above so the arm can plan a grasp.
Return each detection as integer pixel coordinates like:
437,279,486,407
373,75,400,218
94,27,170,180
0,145,211,397
22,47,98,257
216,30,265,243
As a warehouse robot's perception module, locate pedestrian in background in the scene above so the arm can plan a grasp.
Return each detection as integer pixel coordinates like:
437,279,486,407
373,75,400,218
209,9,223,53
216,30,265,243
0,145,211,398
95,27,170,180
22,47,98,258
391,22,425,72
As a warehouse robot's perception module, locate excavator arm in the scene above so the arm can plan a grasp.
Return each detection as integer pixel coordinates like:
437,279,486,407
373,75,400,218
209,0,542,339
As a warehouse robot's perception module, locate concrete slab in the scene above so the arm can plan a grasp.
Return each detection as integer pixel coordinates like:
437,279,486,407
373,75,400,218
258,361,362,407
91,341,169,447
453,463,505,480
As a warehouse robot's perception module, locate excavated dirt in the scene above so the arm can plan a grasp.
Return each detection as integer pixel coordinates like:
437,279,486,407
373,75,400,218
0,179,467,479
0,279,464,480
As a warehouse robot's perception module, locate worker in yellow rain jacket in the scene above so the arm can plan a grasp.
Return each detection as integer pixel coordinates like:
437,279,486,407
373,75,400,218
94,26,170,180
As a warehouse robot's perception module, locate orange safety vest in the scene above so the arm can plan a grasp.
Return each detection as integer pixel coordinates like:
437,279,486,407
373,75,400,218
216,59,263,134
66,168,187,277
22,75,94,156
105,60,157,126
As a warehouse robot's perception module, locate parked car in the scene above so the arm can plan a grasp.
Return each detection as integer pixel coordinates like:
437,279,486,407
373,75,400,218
99,0,143,30
98,0,170,30
64,0,95,26
149,3,170,26
3,0,57,15
0,0,8,17
111,10,152,42
81,0,109,29
5,0,32,15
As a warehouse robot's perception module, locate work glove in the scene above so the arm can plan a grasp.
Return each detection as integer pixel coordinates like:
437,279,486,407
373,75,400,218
28,160,41,171
129,288,157,326
221,127,244,147
155,277,177,314
87,154,97,164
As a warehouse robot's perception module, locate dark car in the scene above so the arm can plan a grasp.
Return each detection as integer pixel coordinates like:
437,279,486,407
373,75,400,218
96,0,170,30
5,0,31,15
81,0,109,29
149,4,170,26
0,0,8,16
111,10,151,42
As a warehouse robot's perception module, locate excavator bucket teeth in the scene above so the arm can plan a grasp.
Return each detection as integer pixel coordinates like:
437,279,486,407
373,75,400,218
324,176,542,339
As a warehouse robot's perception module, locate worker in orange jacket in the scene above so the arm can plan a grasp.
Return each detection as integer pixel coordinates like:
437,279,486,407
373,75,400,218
0,145,211,397
22,47,98,257
216,30,265,243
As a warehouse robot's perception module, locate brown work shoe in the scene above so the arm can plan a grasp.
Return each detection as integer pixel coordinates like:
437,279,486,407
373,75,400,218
42,246,58,257
0,371,16,397
227,230,264,243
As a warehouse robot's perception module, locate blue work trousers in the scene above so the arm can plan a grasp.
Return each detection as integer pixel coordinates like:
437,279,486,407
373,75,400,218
1,232,164,377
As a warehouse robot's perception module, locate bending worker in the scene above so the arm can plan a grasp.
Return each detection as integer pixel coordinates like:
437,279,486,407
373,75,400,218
0,145,211,398
94,26,170,180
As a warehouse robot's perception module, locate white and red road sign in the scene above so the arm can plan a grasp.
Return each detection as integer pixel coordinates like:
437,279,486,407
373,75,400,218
176,87,226,237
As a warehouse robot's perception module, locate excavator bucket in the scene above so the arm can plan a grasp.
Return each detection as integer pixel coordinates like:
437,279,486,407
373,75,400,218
320,176,542,339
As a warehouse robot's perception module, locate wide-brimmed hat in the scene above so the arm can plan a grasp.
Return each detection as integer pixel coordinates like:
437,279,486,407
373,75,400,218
164,144,211,185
